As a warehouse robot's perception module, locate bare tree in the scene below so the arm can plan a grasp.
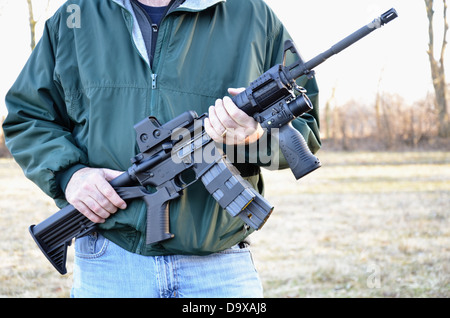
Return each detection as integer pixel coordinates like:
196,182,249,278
375,68,385,144
26,0,37,50
323,85,337,140
26,0,51,51
425,0,450,137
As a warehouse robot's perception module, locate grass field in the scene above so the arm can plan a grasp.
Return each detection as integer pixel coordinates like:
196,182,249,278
1,151,449,298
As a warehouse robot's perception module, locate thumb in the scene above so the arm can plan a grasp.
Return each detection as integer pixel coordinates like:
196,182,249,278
102,168,125,181
228,87,245,96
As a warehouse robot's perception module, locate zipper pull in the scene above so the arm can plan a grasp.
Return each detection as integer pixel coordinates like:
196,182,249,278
152,74,157,89
152,24,158,33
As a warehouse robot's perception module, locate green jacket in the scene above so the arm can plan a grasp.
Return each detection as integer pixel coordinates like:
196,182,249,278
3,0,320,256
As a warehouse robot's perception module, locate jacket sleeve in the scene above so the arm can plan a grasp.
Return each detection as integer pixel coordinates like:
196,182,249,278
2,17,88,207
269,20,321,152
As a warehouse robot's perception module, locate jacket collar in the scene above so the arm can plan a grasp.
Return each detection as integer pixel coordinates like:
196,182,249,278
110,0,226,66
177,0,226,11
111,0,225,12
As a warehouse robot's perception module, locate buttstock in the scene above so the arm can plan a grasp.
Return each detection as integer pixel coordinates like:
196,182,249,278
29,204,96,275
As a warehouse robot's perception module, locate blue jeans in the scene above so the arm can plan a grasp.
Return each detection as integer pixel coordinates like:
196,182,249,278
71,233,264,298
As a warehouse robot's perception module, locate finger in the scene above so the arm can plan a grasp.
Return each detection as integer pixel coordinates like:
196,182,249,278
92,187,120,214
227,87,245,96
214,98,240,129
97,174,127,210
85,195,113,219
73,200,106,224
208,105,227,137
222,96,256,128
103,168,125,182
204,117,223,142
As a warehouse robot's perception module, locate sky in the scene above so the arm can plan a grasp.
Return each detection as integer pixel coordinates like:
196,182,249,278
264,0,447,107
0,0,447,117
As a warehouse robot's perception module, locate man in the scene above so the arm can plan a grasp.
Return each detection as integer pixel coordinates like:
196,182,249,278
3,0,320,297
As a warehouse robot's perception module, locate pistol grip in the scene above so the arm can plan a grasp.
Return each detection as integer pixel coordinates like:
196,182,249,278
277,124,321,179
143,189,176,245
114,186,176,245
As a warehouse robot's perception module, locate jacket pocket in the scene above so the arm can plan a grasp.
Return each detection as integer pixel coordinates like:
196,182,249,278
65,89,87,123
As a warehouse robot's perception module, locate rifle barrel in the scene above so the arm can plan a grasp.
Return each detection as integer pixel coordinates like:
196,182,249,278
291,8,398,79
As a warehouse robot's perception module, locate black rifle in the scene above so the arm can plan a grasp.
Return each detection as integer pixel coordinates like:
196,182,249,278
29,8,398,275
232,8,398,179
29,111,273,275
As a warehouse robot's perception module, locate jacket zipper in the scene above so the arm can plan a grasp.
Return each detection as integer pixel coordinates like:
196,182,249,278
151,73,158,89
151,22,158,89
150,0,181,89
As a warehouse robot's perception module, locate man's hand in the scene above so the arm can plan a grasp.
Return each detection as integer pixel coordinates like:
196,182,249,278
65,167,127,223
205,88,264,145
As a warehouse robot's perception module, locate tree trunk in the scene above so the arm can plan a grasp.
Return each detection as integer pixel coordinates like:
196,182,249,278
26,0,37,51
425,0,450,137
324,86,336,140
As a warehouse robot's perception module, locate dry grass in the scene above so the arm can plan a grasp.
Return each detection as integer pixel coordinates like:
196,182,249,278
0,159,73,297
251,151,450,298
1,151,449,298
